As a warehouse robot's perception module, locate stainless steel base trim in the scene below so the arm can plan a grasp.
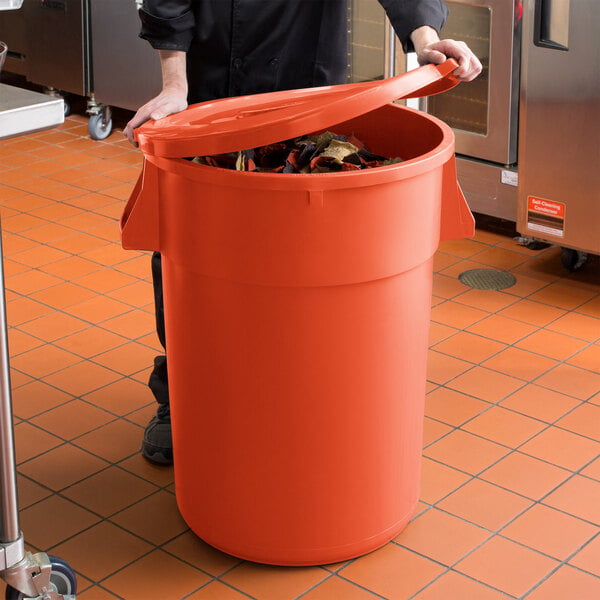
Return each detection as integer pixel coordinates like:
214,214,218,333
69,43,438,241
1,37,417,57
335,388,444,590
456,155,518,222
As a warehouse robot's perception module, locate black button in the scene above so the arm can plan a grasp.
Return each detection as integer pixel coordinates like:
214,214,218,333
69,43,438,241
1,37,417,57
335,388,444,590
233,58,243,68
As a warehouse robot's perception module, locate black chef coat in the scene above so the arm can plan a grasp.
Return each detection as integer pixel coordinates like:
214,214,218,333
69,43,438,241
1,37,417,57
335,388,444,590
139,0,448,103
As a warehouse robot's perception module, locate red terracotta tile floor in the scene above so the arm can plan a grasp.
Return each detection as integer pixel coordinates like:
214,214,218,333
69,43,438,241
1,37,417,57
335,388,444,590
0,111,598,599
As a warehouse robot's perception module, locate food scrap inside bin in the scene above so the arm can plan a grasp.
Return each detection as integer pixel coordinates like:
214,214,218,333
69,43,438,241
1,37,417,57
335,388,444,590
191,131,403,173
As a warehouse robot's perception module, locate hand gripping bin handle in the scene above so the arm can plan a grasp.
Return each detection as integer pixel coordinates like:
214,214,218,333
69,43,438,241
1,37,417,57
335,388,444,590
121,59,474,252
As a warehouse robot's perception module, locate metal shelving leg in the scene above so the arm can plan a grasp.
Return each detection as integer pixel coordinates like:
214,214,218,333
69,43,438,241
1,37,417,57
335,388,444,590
0,228,76,599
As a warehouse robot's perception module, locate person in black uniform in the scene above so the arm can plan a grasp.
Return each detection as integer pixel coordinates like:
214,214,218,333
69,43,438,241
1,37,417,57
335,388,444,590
124,0,481,465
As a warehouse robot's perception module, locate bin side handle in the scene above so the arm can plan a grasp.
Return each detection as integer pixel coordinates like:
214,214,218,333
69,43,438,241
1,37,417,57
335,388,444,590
440,155,475,242
121,158,161,252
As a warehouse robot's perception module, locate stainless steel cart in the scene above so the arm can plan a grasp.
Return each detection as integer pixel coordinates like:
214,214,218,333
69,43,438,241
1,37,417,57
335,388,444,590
0,223,76,600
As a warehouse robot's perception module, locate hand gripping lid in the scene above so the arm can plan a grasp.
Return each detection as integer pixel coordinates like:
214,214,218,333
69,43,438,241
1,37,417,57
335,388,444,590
135,59,460,159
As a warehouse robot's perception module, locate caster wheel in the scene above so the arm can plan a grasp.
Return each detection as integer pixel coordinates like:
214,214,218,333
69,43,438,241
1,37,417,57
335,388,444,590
88,108,113,140
44,90,70,117
561,247,588,272
524,239,551,251
62,96,71,118
5,555,77,600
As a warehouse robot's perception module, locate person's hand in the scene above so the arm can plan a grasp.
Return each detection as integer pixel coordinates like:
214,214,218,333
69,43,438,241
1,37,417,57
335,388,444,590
123,87,188,145
417,39,482,82
124,50,188,145
411,26,482,82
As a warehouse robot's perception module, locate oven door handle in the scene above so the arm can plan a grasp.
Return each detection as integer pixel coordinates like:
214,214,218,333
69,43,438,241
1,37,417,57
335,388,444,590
534,0,570,50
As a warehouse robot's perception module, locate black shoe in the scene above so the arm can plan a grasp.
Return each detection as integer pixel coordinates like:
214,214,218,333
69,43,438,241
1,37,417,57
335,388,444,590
142,415,173,465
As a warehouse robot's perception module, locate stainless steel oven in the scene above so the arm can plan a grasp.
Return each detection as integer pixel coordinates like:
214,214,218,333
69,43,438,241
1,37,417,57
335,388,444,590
516,0,599,264
420,0,523,220
425,0,521,165
348,1,522,220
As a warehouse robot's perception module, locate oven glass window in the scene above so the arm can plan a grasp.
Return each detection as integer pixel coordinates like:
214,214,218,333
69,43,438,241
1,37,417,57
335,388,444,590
348,0,387,82
428,3,491,135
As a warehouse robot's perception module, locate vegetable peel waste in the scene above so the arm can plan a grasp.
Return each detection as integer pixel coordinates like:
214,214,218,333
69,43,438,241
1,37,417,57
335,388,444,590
191,132,403,173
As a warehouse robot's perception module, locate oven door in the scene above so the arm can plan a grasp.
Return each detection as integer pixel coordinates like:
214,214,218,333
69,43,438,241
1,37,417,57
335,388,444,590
424,0,520,165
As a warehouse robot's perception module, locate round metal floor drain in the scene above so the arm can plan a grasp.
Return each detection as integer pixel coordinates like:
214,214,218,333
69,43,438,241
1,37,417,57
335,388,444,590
458,268,517,290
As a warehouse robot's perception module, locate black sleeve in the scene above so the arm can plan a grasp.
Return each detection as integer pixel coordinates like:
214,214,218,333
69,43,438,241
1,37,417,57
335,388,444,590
378,0,449,53
139,0,196,51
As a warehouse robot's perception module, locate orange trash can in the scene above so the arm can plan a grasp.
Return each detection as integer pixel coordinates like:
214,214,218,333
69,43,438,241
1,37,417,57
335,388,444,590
121,60,474,566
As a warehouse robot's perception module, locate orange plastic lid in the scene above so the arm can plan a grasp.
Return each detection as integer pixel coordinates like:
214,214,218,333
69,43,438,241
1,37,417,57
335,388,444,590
136,59,459,158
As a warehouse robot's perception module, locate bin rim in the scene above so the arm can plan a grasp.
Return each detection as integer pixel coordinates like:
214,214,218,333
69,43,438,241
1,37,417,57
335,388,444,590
144,104,456,192
135,60,460,159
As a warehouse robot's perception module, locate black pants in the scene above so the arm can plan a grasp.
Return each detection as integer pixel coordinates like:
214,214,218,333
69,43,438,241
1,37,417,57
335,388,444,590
148,251,170,420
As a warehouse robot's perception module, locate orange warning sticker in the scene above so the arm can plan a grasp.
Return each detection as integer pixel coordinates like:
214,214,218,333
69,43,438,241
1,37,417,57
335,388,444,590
527,196,565,238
